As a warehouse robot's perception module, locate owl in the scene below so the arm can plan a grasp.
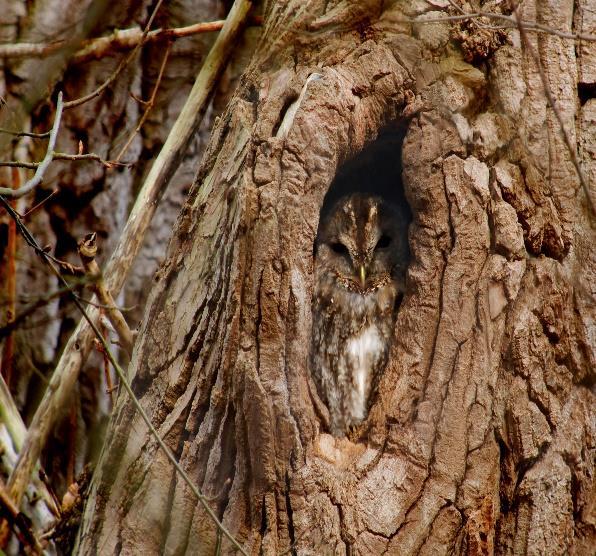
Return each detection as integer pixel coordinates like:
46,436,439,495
311,193,409,436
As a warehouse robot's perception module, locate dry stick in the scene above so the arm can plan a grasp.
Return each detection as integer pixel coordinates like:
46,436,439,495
113,41,172,163
22,189,58,218
7,0,252,535
0,93,63,199
0,161,37,170
78,233,134,356
72,18,261,63
0,129,51,139
514,7,595,215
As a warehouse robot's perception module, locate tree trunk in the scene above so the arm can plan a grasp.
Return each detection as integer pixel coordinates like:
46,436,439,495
77,1,594,554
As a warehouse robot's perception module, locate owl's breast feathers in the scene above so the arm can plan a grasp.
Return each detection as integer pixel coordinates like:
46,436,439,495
311,276,398,435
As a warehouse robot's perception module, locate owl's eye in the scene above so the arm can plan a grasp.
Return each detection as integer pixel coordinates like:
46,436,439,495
375,235,392,249
330,242,349,255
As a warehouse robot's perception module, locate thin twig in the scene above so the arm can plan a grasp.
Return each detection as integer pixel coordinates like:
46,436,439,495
100,320,114,408
72,294,133,312
52,152,131,167
22,189,58,218
0,93,63,199
514,7,595,215
114,41,172,163
0,129,51,139
0,160,38,170
0,153,132,170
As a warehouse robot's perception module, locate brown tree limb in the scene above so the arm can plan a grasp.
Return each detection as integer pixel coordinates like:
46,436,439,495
6,0,253,522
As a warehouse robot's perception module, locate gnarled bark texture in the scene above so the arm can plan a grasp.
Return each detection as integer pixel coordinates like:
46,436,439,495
78,1,594,554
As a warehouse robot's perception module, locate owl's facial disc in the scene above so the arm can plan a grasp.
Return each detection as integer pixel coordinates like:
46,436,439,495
326,231,393,292
316,193,405,294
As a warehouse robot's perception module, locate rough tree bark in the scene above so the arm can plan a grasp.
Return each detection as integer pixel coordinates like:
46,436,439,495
77,1,594,554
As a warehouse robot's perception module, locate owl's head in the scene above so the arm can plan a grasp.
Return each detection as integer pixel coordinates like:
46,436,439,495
315,193,409,293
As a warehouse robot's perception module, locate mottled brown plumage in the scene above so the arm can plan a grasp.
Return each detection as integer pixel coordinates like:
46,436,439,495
311,193,408,436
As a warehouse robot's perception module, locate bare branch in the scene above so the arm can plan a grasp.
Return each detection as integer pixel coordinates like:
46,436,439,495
0,40,66,59
0,152,132,170
22,190,58,218
52,153,132,168
0,161,37,170
0,16,262,63
0,129,51,139
0,92,63,199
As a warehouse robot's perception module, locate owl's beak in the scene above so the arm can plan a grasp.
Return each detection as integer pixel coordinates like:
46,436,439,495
359,265,366,287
